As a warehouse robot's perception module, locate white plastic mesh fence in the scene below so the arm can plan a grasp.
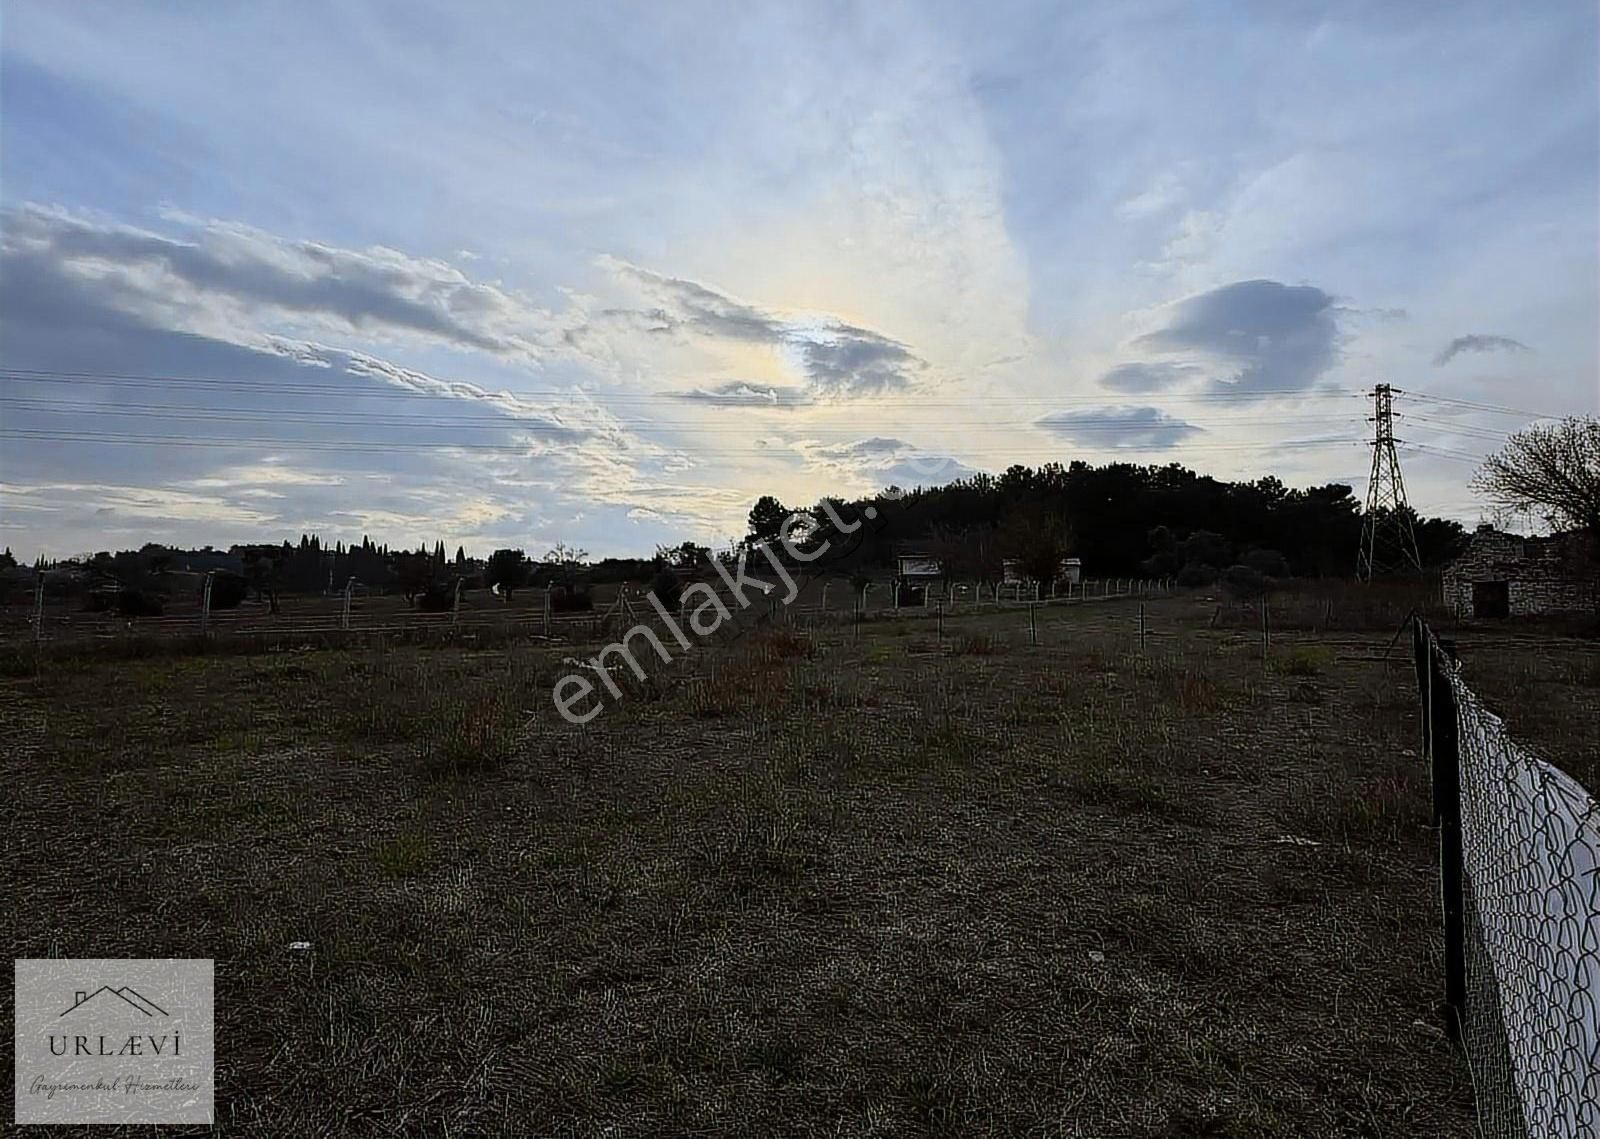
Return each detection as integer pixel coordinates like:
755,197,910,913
1438,646,1600,1137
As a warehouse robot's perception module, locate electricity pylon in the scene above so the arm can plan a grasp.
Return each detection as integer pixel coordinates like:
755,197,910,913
1357,383,1423,581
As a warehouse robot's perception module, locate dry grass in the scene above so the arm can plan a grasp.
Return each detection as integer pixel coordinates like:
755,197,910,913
947,631,998,656
1,594,1562,1135
1444,628,1600,790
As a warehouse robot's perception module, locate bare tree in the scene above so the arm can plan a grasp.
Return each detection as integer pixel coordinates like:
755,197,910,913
1471,416,1600,535
545,541,590,565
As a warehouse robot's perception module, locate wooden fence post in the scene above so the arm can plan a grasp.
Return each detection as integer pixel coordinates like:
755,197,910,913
1029,602,1037,646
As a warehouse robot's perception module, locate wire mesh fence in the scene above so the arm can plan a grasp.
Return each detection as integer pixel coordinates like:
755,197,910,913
1413,618,1600,1138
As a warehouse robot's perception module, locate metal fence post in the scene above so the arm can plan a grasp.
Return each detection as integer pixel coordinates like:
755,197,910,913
1412,619,1435,818
1427,630,1467,1041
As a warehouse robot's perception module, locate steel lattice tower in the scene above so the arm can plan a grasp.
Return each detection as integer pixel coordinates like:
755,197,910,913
1357,383,1423,581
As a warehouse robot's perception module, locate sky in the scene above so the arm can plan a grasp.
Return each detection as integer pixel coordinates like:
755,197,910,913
2,1,1597,561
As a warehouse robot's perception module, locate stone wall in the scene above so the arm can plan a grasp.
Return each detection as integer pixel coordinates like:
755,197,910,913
1443,527,1597,618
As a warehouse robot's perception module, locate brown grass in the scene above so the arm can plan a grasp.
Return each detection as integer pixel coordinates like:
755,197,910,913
0,594,1538,1135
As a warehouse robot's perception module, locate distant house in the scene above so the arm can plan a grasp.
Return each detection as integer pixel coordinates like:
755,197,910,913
1002,558,1082,586
1443,525,1596,618
895,553,942,581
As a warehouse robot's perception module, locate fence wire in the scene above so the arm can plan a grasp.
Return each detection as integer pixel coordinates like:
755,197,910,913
1419,623,1600,1137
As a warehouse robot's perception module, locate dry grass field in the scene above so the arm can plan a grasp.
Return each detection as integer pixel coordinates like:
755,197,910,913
5,589,1592,1136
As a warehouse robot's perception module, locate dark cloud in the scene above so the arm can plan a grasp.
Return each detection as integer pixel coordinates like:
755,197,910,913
1100,361,1206,394
1035,406,1200,450
0,219,608,499
793,436,977,489
1433,334,1531,366
877,455,979,489
807,436,912,460
1133,279,1342,396
600,260,783,343
799,326,916,395
4,204,555,359
603,259,923,398
666,380,812,407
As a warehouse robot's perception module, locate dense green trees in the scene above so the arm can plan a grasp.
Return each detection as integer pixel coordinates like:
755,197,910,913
485,548,530,599
806,460,1463,579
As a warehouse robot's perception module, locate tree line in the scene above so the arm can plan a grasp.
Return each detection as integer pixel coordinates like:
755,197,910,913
740,460,1468,592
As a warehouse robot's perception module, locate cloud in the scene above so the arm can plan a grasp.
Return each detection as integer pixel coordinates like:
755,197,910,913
4,203,563,361
1100,361,1207,394
598,258,924,398
5,204,926,423
803,437,913,462
795,325,918,396
1117,171,1187,219
1433,333,1531,366
666,380,812,408
0,211,741,552
791,436,979,491
1035,406,1201,450
1132,279,1342,396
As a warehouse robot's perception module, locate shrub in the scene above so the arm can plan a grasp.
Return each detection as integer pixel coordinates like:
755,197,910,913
1279,646,1334,676
415,691,522,778
551,588,594,613
753,626,814,661
116,589,165,617
209,571,249,610
949,633,996,656
1220,564,1267,600
649,568,681,611
415,581,455,612
1243,548,1291,578
1176,563,1216,588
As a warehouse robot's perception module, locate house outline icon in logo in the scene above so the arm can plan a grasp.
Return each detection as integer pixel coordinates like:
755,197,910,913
59,986,170,1018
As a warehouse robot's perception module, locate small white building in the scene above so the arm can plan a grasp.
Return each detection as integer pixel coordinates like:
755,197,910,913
895,554,942,580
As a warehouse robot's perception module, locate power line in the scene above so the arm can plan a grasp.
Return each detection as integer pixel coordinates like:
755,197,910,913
0,396,1363,436
0,427,1363,457
0,367,1366,408
1405,391,1570,421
